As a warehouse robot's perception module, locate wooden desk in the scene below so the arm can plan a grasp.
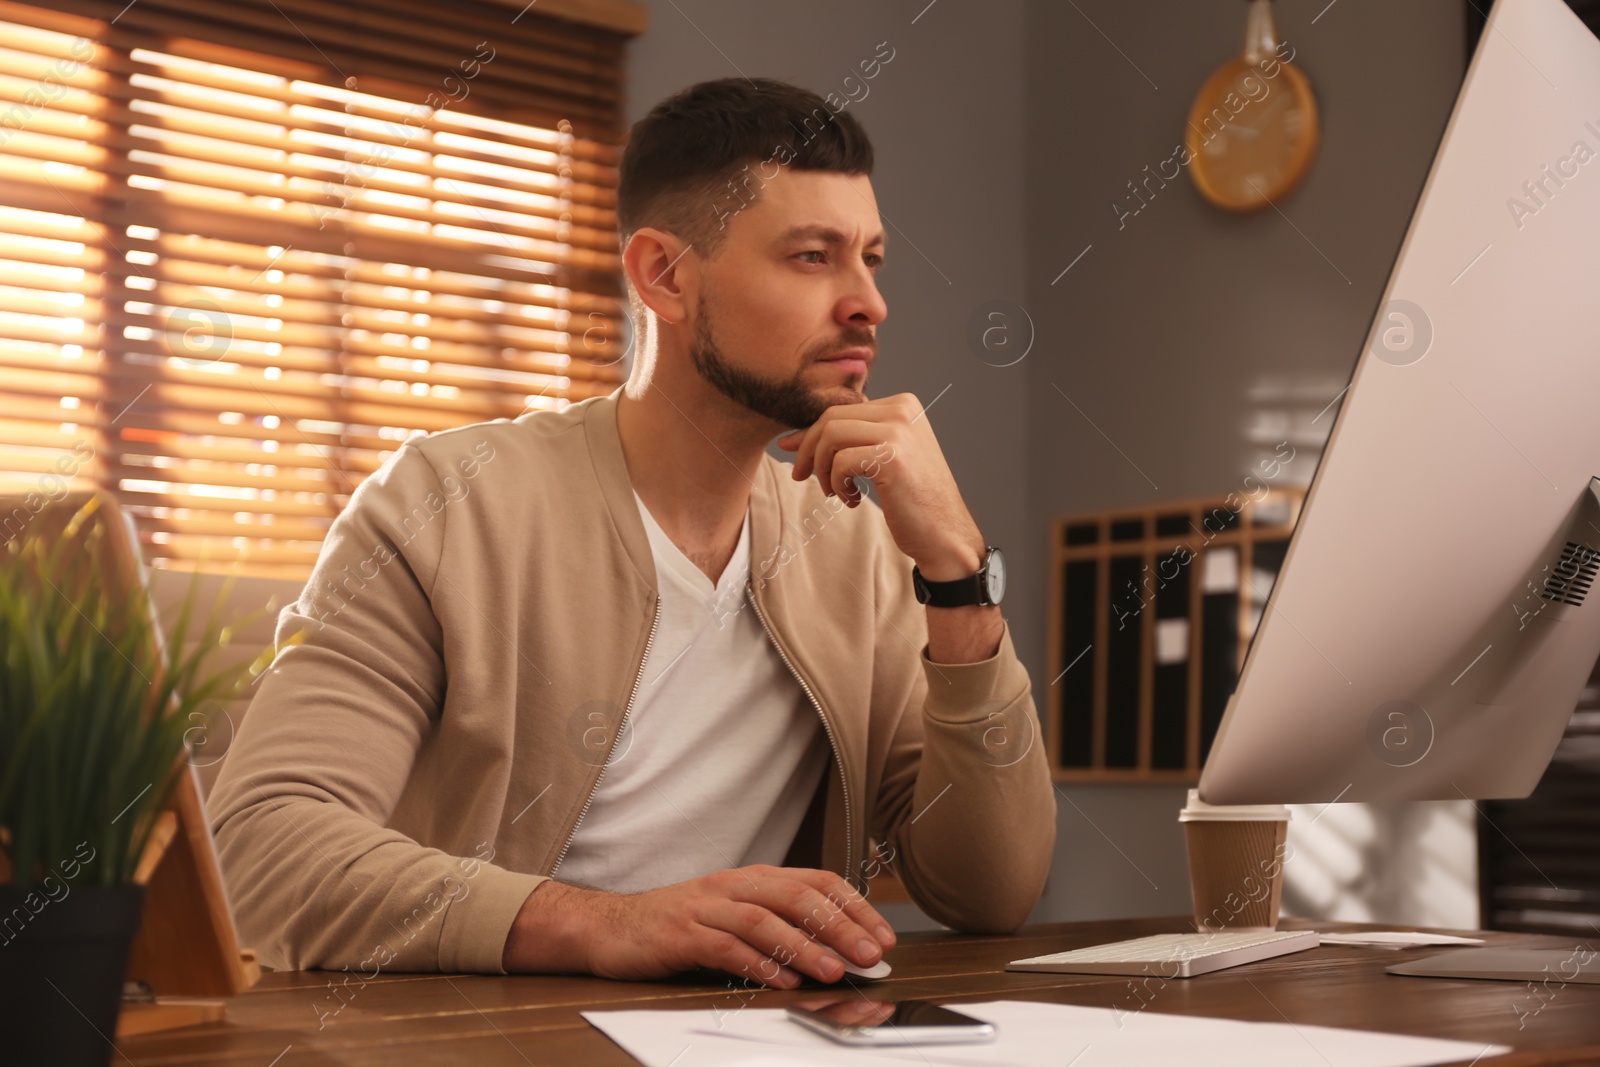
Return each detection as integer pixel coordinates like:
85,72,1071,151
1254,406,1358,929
118,917,1600,1065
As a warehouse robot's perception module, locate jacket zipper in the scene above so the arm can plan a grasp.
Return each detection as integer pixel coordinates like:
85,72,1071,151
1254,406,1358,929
549,595,660,876
747,583,855,886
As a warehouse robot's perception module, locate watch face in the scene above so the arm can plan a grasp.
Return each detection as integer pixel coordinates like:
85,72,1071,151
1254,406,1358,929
985,548,1006,604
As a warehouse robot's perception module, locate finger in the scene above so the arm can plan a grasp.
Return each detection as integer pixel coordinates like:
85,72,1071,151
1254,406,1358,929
706,901,850,984
736,877,887,969
779,869,897,948
775,427,805,451
812,422,889,495
827,444,888,507
805,419,885,490
690,919,803,989
787,398,903,481
782,414,832,482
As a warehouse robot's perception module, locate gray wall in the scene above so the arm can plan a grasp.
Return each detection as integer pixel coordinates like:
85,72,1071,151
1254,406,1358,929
626,0,1468,928
1021,0,1466,924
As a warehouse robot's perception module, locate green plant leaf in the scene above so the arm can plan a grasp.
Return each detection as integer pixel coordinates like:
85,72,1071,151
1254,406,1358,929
0,495,271,888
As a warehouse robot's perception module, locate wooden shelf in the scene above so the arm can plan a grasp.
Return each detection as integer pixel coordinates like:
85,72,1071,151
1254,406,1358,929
1047,487,1306,784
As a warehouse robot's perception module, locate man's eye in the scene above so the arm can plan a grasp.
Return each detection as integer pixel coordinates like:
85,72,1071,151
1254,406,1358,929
864,254,883,268
795,250,825,264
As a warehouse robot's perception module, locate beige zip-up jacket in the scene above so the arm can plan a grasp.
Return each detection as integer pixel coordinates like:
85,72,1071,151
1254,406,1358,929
206,387,1055,975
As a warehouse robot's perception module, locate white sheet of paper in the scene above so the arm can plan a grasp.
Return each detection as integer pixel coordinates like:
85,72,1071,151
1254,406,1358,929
582,998,1508,1067
1320,932,1487,947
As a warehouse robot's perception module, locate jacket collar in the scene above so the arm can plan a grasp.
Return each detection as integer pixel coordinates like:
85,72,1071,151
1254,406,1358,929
584,385,786,603
584,387,657,592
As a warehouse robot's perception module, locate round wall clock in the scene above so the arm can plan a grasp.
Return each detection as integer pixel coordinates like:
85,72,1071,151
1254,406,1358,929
1186,0,1319,212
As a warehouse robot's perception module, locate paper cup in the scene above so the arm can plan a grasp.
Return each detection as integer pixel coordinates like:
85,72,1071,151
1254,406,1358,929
1179,789,1292,932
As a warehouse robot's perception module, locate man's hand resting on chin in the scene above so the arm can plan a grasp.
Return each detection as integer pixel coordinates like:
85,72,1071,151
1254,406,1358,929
501,865,897,988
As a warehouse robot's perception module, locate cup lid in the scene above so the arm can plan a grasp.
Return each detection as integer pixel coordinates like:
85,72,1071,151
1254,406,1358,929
1178,788,1292,822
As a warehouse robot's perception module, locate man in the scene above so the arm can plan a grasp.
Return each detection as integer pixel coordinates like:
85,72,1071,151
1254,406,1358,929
208,78,1054,990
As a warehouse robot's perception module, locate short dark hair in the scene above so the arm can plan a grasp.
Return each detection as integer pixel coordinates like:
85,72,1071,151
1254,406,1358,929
617,77,875,256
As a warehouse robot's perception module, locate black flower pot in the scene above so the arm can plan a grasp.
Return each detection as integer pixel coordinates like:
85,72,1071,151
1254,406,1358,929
0,882,146,1067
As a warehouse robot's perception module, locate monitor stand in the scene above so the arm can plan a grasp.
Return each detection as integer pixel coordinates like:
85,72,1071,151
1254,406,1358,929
1386,481,1600,980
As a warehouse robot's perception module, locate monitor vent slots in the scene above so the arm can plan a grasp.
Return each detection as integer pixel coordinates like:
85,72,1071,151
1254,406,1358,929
1542,542,1600,608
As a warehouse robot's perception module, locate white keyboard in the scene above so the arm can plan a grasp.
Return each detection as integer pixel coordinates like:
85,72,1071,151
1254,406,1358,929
1007,929,1319,978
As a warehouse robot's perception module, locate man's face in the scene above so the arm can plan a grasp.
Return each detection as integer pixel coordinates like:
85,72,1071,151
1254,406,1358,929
687,170,887,431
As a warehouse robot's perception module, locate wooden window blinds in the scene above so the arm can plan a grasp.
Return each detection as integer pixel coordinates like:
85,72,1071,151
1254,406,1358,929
0,0,642,579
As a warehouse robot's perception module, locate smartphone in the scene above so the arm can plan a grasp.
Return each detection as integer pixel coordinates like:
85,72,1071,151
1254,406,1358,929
785,998,998,1046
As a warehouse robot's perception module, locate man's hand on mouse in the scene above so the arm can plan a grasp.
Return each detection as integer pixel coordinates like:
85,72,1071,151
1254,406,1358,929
502,864,896,988
775,393,987,582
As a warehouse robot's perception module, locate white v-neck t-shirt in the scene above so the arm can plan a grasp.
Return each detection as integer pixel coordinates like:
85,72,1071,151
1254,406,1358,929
552,490,830,894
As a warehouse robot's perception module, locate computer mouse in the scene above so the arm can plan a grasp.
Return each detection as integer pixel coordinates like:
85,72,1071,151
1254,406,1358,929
836,957,893,981
842,959,893,980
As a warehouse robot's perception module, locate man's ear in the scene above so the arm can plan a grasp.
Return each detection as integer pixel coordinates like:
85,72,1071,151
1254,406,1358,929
622,227,693,326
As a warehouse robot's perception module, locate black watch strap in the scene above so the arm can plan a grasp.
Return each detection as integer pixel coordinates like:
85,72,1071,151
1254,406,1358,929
912,547,1001,607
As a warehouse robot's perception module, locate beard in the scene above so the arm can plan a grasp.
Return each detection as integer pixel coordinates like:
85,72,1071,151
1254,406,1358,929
688,290,873,430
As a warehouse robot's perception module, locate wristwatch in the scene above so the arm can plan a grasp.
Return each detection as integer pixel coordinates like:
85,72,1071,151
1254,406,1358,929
912,546,1006,607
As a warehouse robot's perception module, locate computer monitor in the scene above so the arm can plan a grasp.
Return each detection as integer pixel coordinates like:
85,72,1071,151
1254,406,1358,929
1199,0,1600,806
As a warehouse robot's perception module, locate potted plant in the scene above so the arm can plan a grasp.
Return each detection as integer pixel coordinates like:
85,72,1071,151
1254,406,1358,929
0,493,270,1067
